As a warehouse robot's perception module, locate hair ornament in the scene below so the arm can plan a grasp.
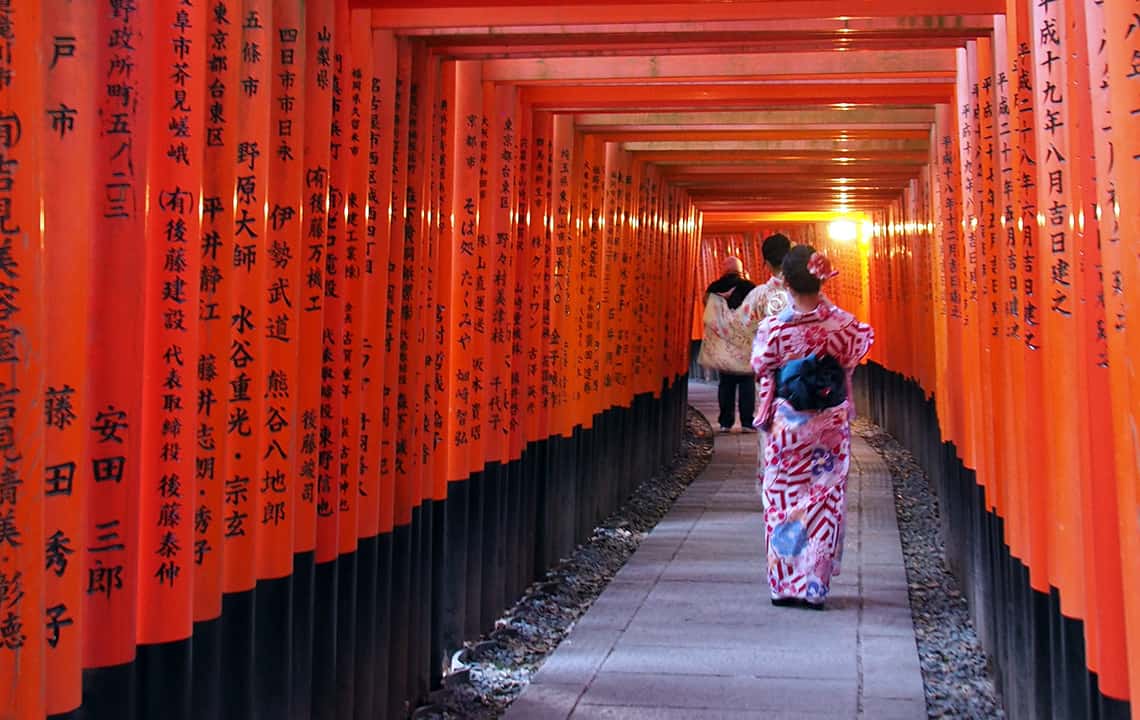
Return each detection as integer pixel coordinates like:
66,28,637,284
807,252,838,281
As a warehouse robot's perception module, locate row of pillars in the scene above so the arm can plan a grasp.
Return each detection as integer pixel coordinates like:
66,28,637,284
695,1,1140,711
837,0,1138,714
1,1,700,717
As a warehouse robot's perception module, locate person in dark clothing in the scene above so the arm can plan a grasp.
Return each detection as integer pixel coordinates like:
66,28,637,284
705,256,756,311
704,256,757,432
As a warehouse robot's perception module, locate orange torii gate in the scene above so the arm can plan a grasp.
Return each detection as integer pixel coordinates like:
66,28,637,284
2,1,1139,719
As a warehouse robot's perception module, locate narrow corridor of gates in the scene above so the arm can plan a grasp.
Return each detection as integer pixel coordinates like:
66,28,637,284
2,1,1139,718
507,382,926,719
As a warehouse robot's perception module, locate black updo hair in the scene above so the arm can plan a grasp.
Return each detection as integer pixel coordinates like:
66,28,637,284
782,244,822,295
761,233,791,269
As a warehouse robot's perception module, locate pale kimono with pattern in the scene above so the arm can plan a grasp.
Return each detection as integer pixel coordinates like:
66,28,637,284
750,299,874,604
698,276,789,375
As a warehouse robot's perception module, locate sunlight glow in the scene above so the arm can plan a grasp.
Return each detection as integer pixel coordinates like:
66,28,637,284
828,219,858,242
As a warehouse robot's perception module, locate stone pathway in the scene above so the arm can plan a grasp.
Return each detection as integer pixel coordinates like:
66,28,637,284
505,381,927,719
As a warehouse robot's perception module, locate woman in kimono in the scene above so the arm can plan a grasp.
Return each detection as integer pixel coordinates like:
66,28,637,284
751,245,874,609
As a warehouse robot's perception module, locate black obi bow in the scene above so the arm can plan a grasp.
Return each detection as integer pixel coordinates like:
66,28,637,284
775,353,847,411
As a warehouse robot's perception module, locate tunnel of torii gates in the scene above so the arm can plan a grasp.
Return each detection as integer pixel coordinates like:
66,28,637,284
1,0,1139,718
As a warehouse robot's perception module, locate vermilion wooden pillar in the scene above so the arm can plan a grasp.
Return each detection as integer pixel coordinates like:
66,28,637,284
1031,0,1086,630
293,4,334,717
1100,0,1140,707
41,1,95,712
135,2,205,718
0,3,45,718
992,8,1028,577
84,3,149,713
974,37,1003,520
1009,0,1050,598
958,42,983,498
195,0,239,646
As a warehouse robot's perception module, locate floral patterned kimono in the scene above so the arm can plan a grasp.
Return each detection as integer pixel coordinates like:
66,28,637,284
750,299,874,605
699,276,789,375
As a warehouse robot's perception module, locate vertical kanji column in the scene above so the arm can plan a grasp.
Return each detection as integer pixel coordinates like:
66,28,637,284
315,0,349,711
583,134,604,432
489,84,517,463
447,62,480,489
0,2,45,717
356,26,397,717
1069,0,1124,695
298,1,332,559
317,0,345,573
648,163,663,397
1101,0,1140,707
958,43,983,487
572,129,594,535
346,13,383,716
221,8,271,711
195,0,239,654
378,38,413,720
1032,0,1087,636
524,107,553,585
975,38,1003,519
294,4,333,715
548,113,575,559
410,47,440,696
84,3,148,711
449,60,485,641
530,111,553,449
137,1,204,717
259,0,303,591
340,8,371,563
41,2,94,713
1011,0,1050,598
487,82,518,613
252,1,304,715
400,38,434,701
992,9,1028,580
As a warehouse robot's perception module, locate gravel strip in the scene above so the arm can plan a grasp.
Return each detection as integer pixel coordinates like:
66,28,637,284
853,418,1006,719
413,407,715,719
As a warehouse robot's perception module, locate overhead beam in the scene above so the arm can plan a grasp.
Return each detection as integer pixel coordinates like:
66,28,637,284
433,37,987,58
404,16,995,37
630,149,930,164
664,174,921,185
588,128,931,142
480,49,956,81
521,82,954,110
574,107,939,126
369,3,1005,29
688,190,909,199
701,210,865,224
658,164,921,175
621,138,930,152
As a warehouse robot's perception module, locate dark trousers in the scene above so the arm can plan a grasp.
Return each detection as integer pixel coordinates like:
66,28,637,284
717,372,756,429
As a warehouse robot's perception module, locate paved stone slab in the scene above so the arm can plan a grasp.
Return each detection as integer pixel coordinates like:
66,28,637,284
507,381,926,719
658,559,767,584
571,582,653,632
619,612,858,649
532,628,625,686
601,639,858,680
579,673,857,714
570,706,814,720
861,635,926,700
504,683,584,719
860,696,929,719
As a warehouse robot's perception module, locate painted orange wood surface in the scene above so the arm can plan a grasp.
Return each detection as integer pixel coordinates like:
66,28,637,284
136,0,204,645
40,0,94,710
2,0,1139,714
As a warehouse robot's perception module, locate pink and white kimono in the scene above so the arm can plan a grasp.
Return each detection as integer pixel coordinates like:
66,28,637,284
750,300,874,604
